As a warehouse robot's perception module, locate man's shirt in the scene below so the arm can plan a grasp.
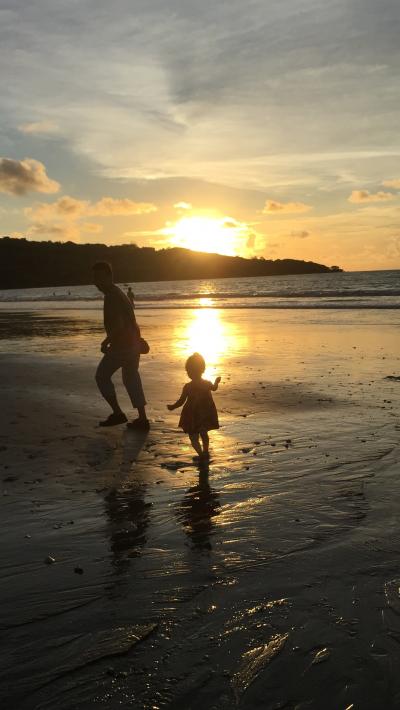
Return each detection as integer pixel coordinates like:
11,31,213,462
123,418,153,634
103,284,140,350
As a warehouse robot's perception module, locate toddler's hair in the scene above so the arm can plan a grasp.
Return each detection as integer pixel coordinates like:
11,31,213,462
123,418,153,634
185,352,206,378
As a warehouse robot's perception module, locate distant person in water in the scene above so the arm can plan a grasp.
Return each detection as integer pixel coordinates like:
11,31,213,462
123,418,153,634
167,353,220,461
126,286,135,308
93,261,150,429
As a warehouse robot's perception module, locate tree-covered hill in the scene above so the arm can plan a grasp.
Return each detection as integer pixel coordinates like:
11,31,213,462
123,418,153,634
0,237,341,289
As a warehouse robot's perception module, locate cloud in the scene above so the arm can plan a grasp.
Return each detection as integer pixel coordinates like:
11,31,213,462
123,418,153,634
26,196,88,222
26,195,157,222
174,201,192,210
2,0,400,204
82,222,103,234
382,178,400,189
24,194,156,243
89,197,157,216
290,230,310,238
18,120,59,135
174,202,192,210
28,222,79,240
348,189,395,204
0,157,60,196
262,200,312,214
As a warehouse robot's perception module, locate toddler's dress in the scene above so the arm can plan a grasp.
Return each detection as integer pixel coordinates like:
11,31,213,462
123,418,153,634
179,379,219,434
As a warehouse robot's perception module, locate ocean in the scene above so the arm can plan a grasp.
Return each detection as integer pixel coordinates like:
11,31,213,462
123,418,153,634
0,270,399,310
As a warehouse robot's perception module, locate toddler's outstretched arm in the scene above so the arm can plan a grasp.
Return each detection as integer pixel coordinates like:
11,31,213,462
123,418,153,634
211,376,221,391
167,385,188,410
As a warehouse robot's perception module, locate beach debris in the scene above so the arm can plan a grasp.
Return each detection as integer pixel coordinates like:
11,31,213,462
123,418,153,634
240,447,252,454
231,633,288,702
161,461,180,471
385,375,400,381
74,566,84,574
45,555,56,564
24,534,32,539
312,647,330,665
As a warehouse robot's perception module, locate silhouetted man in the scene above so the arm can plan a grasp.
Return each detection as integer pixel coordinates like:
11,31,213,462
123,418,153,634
93,261,149,429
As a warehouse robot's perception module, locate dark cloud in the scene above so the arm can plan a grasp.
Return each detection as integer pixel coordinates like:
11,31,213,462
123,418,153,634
0,157,59,195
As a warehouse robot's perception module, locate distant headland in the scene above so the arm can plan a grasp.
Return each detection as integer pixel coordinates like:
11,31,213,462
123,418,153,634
0,237,343,289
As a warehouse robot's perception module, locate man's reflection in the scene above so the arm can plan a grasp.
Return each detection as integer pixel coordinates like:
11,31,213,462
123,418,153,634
176,465,221,551
103,431,150,576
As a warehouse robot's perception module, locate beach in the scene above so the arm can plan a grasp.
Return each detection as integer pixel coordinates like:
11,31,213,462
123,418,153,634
0,305,399,709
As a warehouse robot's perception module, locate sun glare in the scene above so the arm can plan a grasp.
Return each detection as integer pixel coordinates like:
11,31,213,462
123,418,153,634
168,216,239,256
175,309,247,379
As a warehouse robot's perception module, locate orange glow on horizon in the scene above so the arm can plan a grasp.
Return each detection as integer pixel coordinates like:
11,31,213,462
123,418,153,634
165,216,244,256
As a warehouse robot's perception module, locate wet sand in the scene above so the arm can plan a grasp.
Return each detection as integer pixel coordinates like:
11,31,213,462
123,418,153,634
0,308,399,709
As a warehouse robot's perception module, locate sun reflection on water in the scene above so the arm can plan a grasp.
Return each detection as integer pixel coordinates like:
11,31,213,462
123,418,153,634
175,307,245,379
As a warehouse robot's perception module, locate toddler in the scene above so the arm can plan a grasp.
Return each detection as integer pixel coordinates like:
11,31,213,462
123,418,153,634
167,353,220,460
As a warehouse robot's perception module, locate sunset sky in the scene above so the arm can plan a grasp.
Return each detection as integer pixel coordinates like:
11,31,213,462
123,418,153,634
1,0,400,270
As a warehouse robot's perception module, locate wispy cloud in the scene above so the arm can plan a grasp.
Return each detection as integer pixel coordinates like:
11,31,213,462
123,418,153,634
382,178,400,189
1,1,400,267
26,196,157,222
24,194,157,243
90,197,156,217
174,201,192,210
18,120,59,135
348,189,395,204
262,200,313,214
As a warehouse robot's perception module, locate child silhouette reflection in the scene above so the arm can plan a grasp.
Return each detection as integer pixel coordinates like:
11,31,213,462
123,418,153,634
176,467,221,551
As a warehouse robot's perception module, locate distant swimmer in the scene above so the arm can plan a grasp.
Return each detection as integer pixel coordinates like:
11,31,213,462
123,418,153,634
127,286,135,308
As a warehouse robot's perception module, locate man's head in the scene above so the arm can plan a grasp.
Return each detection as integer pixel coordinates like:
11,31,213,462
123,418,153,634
93,261,113,292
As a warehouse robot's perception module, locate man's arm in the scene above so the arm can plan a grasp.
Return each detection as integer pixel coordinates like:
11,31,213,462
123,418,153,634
105,313,126,341
100,336,110,353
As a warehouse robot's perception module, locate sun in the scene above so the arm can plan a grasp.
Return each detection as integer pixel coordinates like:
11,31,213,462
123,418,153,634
168,216,239,256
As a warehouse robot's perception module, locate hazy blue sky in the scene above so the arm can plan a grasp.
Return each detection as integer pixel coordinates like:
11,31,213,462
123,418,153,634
1,0,400,269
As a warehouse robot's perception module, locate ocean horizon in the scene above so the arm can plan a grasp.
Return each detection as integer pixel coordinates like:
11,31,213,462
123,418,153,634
1,269,399,310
